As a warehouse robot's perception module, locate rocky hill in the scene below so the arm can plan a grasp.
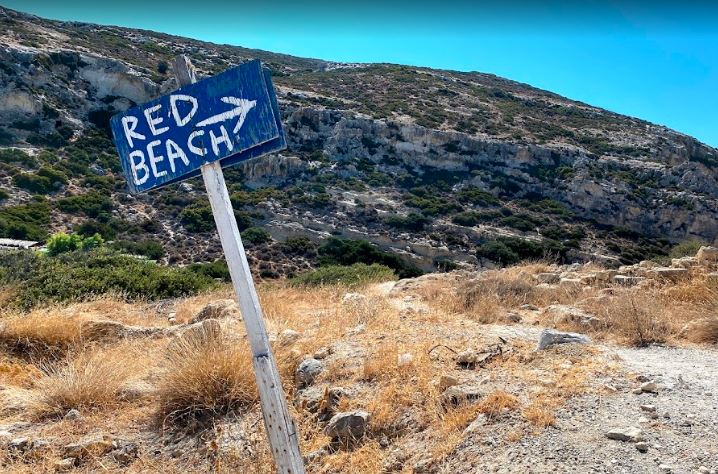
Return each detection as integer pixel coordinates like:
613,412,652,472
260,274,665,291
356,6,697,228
1,6,717,275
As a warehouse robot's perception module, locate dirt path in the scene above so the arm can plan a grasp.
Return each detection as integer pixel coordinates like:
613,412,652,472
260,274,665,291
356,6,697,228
376,279,718,474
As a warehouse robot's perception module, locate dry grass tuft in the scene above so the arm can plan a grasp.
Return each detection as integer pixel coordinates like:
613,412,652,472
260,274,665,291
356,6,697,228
522,403,556,428
157,325,258,430
682,317,718,344
318,440,384,473
582,295,671,346
477,390,520,418
0,311,85,359
31,345,140,418
0,359,42,388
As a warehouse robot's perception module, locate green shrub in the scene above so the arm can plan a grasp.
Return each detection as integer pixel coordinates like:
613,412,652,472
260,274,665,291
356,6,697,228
0,249,214,310
112,239,165,260
456,187,500,206
477,237,567,266
188,260,231,282
0,199,51,240
499,214,544,232
57,191,113,218
318,237,422,279
281,236,317,257
12,172,53,194
37,166,68,186
404,195,461,216
180,203,215,233
0,189,8,201
669,240,706,259
46,232,104,256
0,149,36,167
384,213,429,231
519,199,573,217
74,220,117,240
241,227,272,245
292,263,395,287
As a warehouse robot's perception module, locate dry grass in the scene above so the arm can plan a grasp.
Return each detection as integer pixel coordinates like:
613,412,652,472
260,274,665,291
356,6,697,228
420,265,586,323
31,344,141,418
522,403,556,428
156,324,258,429
0,311,86,359
2,260,708,473
476,390,520,418
579,281,718,345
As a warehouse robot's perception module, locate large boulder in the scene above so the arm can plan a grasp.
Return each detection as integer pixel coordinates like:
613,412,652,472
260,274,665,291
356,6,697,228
324,410,369,442
646,267,689,281
697,246,718,265
295,358,323,388
535,273,560,284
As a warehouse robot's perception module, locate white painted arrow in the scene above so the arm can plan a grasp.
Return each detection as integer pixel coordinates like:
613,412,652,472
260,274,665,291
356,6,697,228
196,96,257,134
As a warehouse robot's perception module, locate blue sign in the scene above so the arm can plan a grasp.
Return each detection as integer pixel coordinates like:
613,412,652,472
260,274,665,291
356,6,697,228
110,60,286,193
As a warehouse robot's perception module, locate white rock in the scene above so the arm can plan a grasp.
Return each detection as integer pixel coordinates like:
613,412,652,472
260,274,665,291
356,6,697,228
279,329,301,346
635,441,649,453
437,375,459,391
535,273,560,284
342,293,367,305
696,246,718,265
397,353,414,367
640,381,659,393
613,275,646,286
605,426,644,442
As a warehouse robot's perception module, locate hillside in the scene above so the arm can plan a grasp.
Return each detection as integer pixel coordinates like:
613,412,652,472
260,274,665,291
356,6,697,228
1,6,717,275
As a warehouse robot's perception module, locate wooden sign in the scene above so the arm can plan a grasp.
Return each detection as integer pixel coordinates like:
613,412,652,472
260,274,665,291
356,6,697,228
110,56,304,473
110,59,286,193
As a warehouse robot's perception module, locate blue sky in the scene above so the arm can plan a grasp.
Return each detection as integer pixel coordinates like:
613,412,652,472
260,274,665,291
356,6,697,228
4,1,718,147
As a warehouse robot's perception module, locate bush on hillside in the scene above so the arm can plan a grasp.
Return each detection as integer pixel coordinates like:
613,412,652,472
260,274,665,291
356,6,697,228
292,263,395,287
384,213,430,231
477,237,567,266
56,191,113,218
281,236,317,257
188,260,231,282
46,232,104,256
669,240,706,259
0,249,214,310
0,199,51,241
241,227,272,245
318,237,422,278
180,203,215,233
112,239,165,260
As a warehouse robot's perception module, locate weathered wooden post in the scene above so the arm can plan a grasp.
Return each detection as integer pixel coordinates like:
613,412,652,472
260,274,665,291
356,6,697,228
110,54,304,473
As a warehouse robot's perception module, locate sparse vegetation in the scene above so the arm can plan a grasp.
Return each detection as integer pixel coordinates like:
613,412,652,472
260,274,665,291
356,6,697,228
292,263,395,287
157,326,257,428
0,249,214,309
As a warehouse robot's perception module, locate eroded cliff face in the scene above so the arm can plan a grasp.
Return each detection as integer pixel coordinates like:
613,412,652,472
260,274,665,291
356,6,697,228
1,4,717,271
283,107,718,242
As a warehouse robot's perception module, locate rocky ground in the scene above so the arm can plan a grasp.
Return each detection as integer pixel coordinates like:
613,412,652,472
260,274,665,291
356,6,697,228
0,247,716,473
